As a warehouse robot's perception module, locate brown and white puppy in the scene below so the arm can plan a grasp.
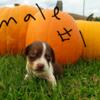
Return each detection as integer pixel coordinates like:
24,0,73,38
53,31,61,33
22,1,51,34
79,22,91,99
24,41,63,87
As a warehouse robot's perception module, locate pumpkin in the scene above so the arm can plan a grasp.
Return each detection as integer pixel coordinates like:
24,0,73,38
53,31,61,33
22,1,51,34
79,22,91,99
26,9,83,64
76,20,100,59
0,5,38,54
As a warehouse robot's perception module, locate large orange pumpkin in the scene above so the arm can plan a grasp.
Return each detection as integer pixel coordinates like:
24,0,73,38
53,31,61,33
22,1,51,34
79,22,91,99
26,9,83,64
0,5,38,54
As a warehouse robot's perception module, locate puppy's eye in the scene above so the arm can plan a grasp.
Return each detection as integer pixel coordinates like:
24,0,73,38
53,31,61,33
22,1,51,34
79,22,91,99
29,54,36,61
45,54,51,62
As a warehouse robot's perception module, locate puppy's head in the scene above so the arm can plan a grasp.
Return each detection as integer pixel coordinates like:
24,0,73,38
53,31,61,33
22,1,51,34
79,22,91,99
25,41,55,75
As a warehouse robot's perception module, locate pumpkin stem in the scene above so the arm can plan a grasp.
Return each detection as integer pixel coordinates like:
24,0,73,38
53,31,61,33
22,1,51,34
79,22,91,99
56,0,63,11
14,4,20,6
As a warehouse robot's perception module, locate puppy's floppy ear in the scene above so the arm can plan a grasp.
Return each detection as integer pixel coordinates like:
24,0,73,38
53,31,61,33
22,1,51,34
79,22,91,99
24,44,31,56
46,43,55,63
50,47,55,63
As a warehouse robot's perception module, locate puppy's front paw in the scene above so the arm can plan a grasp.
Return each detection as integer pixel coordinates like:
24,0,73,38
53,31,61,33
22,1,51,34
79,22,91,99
24,74,31,80
52,79,57,87
47,75,57,87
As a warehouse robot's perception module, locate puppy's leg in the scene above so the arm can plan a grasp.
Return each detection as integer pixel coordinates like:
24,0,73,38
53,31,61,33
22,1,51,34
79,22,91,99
46,63,64,87
44,62,57,87
24,64,32,80
46,73,57,87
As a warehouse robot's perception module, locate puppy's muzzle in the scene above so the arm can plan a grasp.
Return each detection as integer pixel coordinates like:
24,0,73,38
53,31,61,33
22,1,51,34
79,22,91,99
35,63,44,72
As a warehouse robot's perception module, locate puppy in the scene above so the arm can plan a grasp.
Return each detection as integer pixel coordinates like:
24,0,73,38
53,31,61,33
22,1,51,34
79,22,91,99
24,41,63,87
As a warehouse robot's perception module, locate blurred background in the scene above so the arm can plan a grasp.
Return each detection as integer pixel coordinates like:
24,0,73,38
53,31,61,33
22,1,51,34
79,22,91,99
0,0,100,21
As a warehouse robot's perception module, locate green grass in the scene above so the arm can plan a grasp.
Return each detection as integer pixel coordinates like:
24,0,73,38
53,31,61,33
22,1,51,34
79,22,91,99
0,55,100,100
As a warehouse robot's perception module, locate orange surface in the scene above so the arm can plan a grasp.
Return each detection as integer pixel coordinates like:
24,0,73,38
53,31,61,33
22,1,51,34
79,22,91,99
0,5,38,54
77,20,100,60
26,9,83,64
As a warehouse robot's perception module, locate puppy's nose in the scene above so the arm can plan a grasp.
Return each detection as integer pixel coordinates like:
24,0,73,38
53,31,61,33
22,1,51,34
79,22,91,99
36,63,44,71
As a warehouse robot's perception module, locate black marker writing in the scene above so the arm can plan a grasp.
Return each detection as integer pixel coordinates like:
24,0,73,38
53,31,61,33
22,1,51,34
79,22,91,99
0,17,17,28
57,28,72,42
52,6,60,20
24,14,36,22
0,3,62,28
79,30,86,47
36,3,46,20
